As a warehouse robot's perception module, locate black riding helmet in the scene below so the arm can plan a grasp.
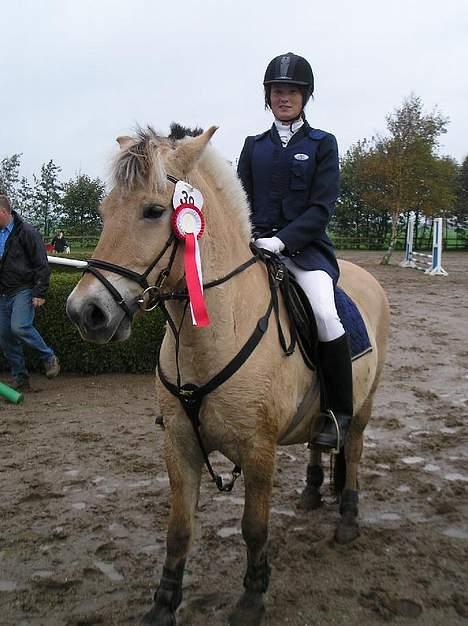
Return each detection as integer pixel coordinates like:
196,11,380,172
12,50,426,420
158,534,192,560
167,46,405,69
263,52,314,110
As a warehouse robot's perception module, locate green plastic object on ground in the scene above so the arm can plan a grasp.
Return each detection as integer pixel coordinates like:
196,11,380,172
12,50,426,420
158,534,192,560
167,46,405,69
0,381,24,404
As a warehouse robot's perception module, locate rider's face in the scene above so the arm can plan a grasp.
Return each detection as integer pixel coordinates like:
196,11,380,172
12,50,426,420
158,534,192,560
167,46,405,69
270,84,303,122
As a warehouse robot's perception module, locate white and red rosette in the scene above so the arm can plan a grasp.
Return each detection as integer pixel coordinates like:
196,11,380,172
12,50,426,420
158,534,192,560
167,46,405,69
171,202,210,327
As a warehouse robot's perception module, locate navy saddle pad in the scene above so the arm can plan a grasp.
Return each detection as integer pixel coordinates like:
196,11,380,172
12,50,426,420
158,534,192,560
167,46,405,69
335,287,372,360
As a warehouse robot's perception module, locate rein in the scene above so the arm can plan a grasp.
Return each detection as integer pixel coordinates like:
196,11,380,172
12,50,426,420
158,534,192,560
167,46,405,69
83,174,296,492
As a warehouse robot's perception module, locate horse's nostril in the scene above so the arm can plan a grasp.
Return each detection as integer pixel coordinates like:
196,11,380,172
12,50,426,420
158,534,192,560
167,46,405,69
83,302,108,331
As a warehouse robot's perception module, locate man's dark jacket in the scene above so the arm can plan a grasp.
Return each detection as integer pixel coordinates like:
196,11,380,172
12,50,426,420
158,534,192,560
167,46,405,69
237,121,340,282
0,212,51,298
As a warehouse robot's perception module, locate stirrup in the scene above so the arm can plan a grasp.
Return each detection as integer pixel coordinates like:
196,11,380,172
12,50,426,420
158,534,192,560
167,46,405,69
311,410,342,455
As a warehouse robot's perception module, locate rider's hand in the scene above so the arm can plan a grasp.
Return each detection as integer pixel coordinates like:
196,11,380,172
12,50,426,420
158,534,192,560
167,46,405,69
255,236,285,254
32,297,45,308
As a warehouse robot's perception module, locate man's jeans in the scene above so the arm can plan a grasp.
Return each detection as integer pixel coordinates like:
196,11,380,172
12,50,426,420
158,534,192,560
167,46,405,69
0,289,54,380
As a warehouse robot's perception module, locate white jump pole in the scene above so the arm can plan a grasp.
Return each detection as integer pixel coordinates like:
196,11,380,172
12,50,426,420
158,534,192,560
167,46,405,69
427,218,448,276
47,255,88,269
400,218,415,268
400,218,448,276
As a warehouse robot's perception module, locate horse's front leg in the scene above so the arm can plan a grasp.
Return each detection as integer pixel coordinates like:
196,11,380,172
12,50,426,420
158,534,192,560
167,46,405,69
143,427,203,626
229,443,275,626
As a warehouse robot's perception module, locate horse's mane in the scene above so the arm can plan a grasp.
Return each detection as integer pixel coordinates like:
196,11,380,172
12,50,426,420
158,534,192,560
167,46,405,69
168,123,204,140
112,123,252,241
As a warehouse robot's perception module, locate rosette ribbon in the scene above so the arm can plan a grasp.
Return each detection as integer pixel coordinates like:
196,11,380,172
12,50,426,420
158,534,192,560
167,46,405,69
171,203,210,327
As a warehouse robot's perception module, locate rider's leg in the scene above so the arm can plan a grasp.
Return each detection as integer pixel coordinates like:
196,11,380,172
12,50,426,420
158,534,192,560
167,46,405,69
280,265,353,450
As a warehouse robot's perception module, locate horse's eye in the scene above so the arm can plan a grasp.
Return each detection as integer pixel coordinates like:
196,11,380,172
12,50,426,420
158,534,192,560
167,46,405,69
143,204,165,219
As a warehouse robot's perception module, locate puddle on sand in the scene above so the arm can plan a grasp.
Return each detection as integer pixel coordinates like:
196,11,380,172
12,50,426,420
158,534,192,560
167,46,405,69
423,464,440,472
363,511,402,525
277,450,297,462
401,456,425,465
441,527,468,540
32,570,54,579
63,469,80,478
155,474,170,484
217,526,241,538
139,544,161,555
397,484,411,492
213,495,244,506
99,484,117,494
410,430,431,437
0,580,18,591
94,560,124,582
109,523,128,538
270,507,296,517
128,479,152,488
445,473,468,482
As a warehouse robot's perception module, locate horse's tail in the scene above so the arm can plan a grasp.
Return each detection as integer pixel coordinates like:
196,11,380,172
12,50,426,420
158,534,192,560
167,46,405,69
333,449,347,496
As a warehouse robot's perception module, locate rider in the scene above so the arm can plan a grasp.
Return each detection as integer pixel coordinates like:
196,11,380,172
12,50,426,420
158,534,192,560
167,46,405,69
237,52,353,451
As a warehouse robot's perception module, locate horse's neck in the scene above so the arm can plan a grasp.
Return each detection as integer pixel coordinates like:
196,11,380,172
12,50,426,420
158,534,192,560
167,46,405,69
164,169,270,381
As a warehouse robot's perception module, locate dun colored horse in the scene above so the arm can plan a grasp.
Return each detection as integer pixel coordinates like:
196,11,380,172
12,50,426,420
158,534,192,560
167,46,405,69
67,125,390,625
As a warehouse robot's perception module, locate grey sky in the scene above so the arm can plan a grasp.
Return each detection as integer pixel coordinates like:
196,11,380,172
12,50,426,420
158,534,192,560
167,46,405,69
1,0,467,184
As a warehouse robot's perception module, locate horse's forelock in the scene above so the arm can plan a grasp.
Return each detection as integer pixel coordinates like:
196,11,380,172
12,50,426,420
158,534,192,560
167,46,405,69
112,126,168,194
111,124,252,243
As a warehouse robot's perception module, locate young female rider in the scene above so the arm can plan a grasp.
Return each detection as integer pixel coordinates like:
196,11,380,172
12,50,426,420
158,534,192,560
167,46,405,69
237,52,352,451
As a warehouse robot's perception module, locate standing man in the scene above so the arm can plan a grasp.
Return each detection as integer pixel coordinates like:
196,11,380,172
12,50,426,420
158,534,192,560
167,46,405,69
0,194,60,390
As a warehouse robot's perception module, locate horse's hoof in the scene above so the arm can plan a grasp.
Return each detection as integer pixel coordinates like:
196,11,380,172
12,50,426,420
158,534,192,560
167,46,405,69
142,604,176,626
335,519,360,544
229,590,265,626
299,486,322,511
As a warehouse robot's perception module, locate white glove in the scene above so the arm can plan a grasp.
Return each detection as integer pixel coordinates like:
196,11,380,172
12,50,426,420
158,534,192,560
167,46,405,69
255,236,285,254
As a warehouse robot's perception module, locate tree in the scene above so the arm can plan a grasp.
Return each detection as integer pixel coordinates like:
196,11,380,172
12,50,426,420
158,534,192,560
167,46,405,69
60,174,106,235
455,155,468,225
16,176,35,219
0,154,22,209
336,141,391,246
378,94,451,263
32,160,63,237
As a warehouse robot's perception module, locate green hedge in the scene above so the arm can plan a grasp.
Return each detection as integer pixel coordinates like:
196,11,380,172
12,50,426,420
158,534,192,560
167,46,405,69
0,271,166,375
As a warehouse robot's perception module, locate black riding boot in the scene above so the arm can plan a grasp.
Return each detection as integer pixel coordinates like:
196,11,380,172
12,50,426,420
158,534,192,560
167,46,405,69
313,333,353,451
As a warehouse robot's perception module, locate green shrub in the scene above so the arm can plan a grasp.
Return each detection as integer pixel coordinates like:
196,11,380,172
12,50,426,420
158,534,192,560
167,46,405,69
0,270,166,375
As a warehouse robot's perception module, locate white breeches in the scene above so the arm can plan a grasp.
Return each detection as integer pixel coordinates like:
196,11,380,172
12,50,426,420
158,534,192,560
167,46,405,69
281,259,345,342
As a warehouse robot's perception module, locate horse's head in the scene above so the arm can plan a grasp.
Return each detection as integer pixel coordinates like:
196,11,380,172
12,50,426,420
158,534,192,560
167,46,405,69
66,125,219,343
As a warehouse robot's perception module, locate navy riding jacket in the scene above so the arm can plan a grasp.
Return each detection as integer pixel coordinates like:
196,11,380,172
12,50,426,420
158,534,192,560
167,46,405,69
237,121,340,283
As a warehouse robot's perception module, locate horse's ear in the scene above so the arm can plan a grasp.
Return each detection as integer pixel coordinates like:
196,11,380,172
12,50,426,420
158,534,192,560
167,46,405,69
174,126,218,174
116,136,135,150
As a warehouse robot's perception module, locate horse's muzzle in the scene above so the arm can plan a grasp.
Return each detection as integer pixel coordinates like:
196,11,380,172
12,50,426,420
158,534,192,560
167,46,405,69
66,295,131,344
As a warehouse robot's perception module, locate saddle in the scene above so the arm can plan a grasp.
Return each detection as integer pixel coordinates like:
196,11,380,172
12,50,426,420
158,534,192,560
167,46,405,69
260,250,372,368
278,267,318,370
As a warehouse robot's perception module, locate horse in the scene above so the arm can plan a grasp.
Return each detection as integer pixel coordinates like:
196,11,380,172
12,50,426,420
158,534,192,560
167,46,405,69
66,124,390,626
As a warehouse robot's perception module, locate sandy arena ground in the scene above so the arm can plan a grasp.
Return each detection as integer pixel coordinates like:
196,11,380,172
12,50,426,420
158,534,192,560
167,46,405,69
0,251,467,626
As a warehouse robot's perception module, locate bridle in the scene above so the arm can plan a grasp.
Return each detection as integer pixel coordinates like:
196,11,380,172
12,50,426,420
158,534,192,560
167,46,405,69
82,173,297,492
84,175,181,318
